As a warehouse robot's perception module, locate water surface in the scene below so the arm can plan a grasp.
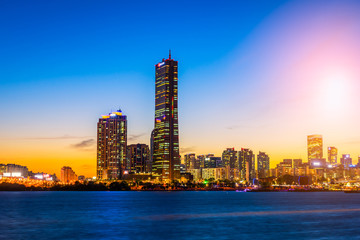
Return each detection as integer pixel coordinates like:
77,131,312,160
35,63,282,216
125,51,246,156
1,191,359,239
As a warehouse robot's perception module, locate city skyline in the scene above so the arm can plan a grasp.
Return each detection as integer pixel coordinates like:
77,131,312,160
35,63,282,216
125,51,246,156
2,0,360,177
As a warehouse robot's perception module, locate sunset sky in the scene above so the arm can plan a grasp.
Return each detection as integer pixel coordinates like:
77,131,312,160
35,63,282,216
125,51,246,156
1,0,360,177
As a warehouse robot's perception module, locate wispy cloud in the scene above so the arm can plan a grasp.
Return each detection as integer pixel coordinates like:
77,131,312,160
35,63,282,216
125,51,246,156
226,125,241,130
180,146,197,154
70,139,96,151
128,133,146,142
80,164,94,170
21,135,95,140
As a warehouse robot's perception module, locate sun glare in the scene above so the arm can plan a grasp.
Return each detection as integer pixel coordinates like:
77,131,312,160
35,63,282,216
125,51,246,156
321,70,351,113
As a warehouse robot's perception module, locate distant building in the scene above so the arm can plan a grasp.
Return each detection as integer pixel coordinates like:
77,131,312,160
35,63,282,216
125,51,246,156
327,147,338,164
293,159,302,169
180,164,186,174
309,158,327,169
340,154,352,169
276,159,293,176
222,148,237,168
307,134,323,161
60,166,77,183
202,168,227,181
127,144,150,173
187,169,202,181
257,152,270,178
293,159,303,175
0,164,28,178
150,129,155,168
204,156,221,168
197,155,205,168
238,148,255,182
184,153,196,170
32,172,55,181
97,109,127,180
283,159,293,168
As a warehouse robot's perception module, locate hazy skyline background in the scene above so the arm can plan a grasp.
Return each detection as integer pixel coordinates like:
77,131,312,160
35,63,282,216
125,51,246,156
1,0,360,177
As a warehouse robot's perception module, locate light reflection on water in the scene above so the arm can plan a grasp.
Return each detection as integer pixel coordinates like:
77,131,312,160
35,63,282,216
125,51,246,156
1,191,360,240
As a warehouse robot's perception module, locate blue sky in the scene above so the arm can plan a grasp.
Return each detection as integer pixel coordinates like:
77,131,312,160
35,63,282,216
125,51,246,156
1,0,360,176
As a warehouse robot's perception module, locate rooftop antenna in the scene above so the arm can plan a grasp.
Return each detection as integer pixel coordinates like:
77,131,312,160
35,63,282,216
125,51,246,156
169,49,171,59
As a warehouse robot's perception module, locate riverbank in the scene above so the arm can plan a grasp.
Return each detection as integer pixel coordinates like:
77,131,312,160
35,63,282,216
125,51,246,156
0,182,346,192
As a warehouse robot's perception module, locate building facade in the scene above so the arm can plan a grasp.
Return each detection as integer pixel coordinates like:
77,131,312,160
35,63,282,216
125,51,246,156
60,166,77,183
152,52,180,182
127,144,150,173
222,148,237,168
257,151,270,178
184,153,196,170
0,164,28,178
97,109,127,180
307,134,323,161
340,154,352,169
328,147,338,165
238,148,255,182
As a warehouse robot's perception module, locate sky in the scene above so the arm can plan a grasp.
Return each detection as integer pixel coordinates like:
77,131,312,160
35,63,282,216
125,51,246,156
1,0,360,177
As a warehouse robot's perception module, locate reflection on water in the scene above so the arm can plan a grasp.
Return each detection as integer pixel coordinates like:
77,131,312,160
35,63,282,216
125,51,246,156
1,191,360,239
142,208,360,221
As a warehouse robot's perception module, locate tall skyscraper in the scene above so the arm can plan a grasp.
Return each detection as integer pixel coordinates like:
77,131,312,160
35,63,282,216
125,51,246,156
328,147,338,164
127,144,150,173
257,151,270,178
152,52,180,182
307,134,323,161
97,109,127,180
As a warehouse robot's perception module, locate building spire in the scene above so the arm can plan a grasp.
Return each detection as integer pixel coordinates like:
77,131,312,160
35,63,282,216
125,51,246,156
169,49,171,59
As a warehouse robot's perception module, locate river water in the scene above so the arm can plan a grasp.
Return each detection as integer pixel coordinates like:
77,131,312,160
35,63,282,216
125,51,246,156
1,191,360,239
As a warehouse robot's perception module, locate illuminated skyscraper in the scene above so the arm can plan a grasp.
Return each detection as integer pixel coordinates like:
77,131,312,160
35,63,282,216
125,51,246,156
97,109,127,180
327,147,338,164
307,134,323,161
152,52,180,182
238,148,255,182
257,151,270,178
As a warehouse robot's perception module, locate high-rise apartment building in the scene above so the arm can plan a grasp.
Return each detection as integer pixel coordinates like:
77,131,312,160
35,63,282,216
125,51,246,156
97,110,127,180
204,156,220,168
152,52,180,182
197,155,205,168
257,151,270,178
184,153,196,170
307,135,323,161
340,154,352,169
238,148,255,182
60,166,77,183
127,144,150,173
222,148,237,168
222,148,238,180
328,147,338,164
